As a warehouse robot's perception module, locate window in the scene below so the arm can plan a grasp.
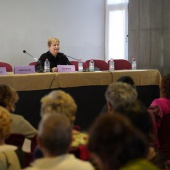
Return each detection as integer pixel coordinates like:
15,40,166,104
105,0,129,61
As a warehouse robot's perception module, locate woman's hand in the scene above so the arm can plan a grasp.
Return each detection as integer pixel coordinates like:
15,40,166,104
52,67,58,72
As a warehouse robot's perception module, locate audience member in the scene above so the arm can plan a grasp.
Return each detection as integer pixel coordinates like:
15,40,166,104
105,82,137,112
149,74,170,162
0,84,37,139
150,74,170,114
88,113,159,170
25,114,94,170
100,76,136,114
117,75,135,87
36,37,70,72
34,90,88,159
0,106,24,170
116,100,165,169
117,100,153,142
40,90,87,147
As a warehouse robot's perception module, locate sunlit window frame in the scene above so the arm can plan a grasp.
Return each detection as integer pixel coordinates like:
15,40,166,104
105,0,129,61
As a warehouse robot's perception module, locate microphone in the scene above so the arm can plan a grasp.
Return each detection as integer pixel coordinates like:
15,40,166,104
23,50,38,61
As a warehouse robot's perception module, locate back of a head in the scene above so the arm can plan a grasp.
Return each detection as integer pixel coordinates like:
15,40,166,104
40,90,77,125
117,76,135,87
105,82,137,110
0,106,11,141
0,84,18,112
38,113,72,156
161,74,170,98
116,100,153,142
88,113,148,170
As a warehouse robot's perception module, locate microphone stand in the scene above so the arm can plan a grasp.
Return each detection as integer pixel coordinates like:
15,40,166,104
23,50,38,61
66,55,80,61
23,50,43,73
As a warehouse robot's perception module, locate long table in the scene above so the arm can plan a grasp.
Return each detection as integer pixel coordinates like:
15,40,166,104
0,69,161,130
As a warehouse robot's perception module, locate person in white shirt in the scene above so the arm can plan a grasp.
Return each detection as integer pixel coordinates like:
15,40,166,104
24,113,94,170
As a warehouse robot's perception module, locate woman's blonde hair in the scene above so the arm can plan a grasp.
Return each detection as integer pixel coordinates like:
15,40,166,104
48,37,60,47
0,84,19,111
0,106,11,140
40,90,77,125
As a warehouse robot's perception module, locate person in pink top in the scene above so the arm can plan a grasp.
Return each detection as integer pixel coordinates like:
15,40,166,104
149,74,170,163
151,74,170,114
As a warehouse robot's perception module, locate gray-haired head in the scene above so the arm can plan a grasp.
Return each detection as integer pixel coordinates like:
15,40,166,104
105,82,137,111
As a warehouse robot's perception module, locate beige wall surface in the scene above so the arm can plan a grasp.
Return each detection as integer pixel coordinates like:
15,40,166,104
0,0,105,67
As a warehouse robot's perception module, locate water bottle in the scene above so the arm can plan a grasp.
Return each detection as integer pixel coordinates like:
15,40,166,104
89,59,94,72
132,58,137,70
109,58,115,71
44,58,50,72
78,59,83,72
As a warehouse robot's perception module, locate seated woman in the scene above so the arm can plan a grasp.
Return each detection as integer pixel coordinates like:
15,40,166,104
150,74,170,114
35,37,70,72
0,106,24,169
88,113,159,170
34,90,88,159
149,74,170,162
0,84,37,139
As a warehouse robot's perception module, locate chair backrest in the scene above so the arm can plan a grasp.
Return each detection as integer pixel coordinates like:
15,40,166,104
108,59,131,70
70,61,79,71
5,133,25,148
5,133,37,153
70,61,87,71
29,62,37,66
84,60,109,71
158,113,170,160
0,62,13,72
147,105,163,148
148,105,170,160
5,133,37,167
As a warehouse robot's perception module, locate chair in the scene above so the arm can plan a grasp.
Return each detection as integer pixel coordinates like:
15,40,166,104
147,105,163,148
5,133,37,167
148,105,170,161
29,62,37,66
70,61,79,71
0,62,13,72
84,60,109,71
157,113,170,161
108,59,132,70
5,133,25,148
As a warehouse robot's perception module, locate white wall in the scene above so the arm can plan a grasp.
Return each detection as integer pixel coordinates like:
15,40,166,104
0,0,105,67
